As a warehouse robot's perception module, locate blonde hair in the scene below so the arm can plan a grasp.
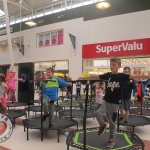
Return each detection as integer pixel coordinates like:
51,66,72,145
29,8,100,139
110,57,121,65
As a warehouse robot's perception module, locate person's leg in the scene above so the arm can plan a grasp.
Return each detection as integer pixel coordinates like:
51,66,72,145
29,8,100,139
48,100,55,127
1,97,8,115
124,99,130,123
119,100,125,121
94,100,108,135
137,96,142,114
106,103,119,148
11,90,16,105
42,97,49,122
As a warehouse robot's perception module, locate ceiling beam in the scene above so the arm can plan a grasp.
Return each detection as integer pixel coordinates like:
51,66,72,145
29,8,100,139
0,0,29,11
22,0,33,11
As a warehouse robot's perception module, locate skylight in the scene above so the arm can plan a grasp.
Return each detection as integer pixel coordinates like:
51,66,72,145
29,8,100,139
0,9,5,17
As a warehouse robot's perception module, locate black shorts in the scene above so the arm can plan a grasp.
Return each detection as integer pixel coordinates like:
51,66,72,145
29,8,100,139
137,95,142,102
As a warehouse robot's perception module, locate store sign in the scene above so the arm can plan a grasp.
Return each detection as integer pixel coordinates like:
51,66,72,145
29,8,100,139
82,38,150,58
134,68,141,74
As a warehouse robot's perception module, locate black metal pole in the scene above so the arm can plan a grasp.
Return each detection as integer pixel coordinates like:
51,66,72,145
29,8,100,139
70,84,73,119
117,109,120,130
83,82,89,150
141,83,143,115
90,83,92,110
41,83,43,141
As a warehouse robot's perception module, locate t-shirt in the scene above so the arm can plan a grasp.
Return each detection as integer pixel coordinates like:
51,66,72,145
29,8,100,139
99,72,129,104
0,82,7,98
76,84,81,90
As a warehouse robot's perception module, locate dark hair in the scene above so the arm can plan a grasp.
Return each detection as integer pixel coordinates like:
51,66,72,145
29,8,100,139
0,74,5,83
110,57,121,65
46,67,54,73
123,66,131,72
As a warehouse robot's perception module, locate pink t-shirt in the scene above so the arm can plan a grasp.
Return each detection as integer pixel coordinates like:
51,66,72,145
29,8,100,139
6,78,22,90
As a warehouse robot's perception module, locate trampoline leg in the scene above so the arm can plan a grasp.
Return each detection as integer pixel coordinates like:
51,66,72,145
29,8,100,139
57,130,59,143
24,125,26,132
41,129,43,141
133,127,135,133
67,144,69,150
13,119,15,128
27,128,29,140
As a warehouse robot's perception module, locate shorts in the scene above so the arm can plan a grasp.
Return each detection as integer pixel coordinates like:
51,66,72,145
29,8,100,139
119,99,130,111
137,95,142,102
0,97,6,107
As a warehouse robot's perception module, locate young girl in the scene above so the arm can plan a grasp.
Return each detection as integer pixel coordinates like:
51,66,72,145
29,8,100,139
6,72,23,106
0,74,8,115
95,83,103,105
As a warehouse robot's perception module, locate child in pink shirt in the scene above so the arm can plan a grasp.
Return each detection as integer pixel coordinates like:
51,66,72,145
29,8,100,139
6,73,23,106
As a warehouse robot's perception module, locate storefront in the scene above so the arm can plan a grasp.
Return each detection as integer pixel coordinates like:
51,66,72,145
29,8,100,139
82,38,150,75
34,60,69,79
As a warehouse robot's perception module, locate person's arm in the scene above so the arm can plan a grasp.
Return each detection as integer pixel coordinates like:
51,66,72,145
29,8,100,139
129,74,150,79
13,78,23,81
57,78,72,86
79,75,100,80
130,80,136,89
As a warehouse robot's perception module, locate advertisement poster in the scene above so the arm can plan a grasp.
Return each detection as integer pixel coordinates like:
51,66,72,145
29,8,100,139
44,33,50,47
58,30,63,45
51,31,58,46
38,34,44,47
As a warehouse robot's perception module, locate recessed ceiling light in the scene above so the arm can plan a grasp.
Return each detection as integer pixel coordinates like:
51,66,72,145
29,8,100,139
3,43,4,44
14,41,16,42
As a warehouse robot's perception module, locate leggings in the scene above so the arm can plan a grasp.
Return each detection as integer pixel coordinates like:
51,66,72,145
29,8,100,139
8,89,16,104
0,97,6,107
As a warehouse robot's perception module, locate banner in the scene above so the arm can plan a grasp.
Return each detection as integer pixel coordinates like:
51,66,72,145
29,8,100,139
82,38,150,58
51,31,58,46
69,33,76,49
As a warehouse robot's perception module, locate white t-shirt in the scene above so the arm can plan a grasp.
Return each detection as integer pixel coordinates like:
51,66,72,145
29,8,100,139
0,82,7,98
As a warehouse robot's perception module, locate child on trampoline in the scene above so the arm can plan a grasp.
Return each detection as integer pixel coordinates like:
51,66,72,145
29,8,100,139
0,74,8,115
6,72,23,106
39,67,72,128
80,57,150,148
94,83,103,106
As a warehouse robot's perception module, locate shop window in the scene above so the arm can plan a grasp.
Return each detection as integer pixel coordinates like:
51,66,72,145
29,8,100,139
16,15,21,23
83,0,93,5
37,29,63,48
53,3,62,13
22,13,29,22
45,6,52,15
0,20,3,28
37,9,44,18
72,0,82,8
66,0,71,9
10,16,15,25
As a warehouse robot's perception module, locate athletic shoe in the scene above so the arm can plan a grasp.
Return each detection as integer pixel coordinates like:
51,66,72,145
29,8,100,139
119,117,124,122
98,122,108,135
124,120,128,124
49,124,53,128
106,138,115,148
42,114,49,122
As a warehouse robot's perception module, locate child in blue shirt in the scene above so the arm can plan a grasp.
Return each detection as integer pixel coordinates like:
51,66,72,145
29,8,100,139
39,67,72,128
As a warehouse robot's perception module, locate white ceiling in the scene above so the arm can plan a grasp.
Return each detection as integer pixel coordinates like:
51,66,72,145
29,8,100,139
0,0,60,17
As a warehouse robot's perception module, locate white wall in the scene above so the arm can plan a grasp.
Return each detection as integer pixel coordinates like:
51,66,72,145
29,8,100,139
0,10,150,81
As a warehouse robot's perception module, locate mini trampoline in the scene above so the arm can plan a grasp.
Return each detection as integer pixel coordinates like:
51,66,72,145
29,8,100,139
27,105,62,117
23,117,78,142
7,102,28,107
8,109,27,127
66,128,144,150
129,108,150,116
59,110,95,119
119,115,150,133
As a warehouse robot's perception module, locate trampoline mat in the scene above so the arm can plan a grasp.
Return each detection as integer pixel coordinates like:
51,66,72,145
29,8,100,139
34,100,41,103
8,109,26,119
59,110,94,118
69,130,143,150
28,105,62,112
7,102,28,107
58,103,80,107
119,115,150,126
24,117,77,130
129,108,150,116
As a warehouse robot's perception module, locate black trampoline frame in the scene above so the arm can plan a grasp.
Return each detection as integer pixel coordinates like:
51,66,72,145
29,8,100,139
66,128,145,150
23,116,78,142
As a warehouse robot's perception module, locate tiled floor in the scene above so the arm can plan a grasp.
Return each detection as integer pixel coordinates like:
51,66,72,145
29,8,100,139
1,92,150,150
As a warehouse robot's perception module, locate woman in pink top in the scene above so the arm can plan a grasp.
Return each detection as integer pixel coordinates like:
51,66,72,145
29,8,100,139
6,73,23,106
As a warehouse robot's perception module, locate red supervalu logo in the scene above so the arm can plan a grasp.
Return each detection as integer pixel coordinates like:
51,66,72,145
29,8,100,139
0,113,13,143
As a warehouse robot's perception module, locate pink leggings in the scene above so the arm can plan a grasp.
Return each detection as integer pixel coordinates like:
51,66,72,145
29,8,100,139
0,97,6,108
8,89,16,104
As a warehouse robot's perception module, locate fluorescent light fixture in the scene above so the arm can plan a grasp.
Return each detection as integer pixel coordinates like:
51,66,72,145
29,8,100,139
25,20,36,26
0,9,5,17
96,0,111,9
